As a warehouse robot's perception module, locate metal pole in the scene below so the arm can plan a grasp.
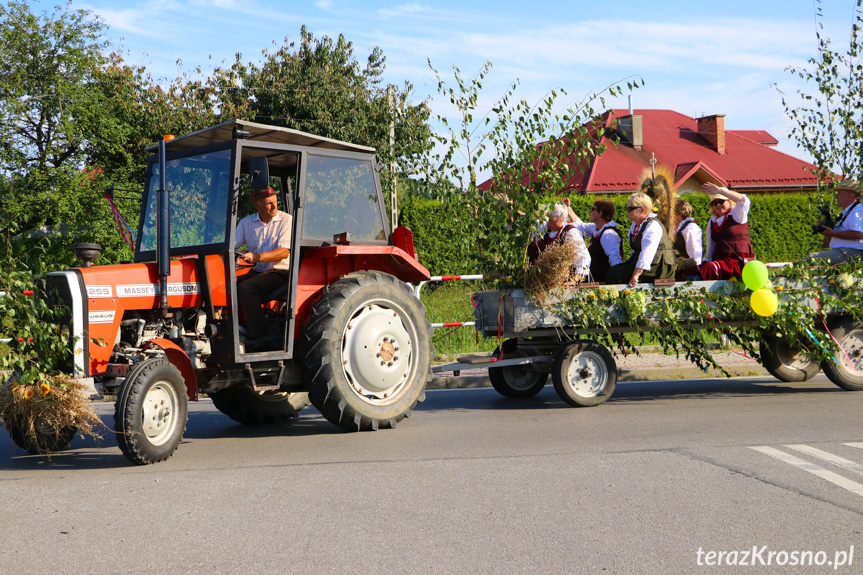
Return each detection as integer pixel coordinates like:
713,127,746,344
157,139,170,316
388,85,397,230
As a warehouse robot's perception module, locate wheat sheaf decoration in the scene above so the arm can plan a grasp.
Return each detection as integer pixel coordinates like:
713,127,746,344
524,239,579,306
638,162,679,233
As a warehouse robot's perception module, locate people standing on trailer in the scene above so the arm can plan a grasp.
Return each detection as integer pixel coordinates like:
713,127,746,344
805,179,863,263
565,198,624,282
697,183,754,280
604,192,675,287
527,203,591,281
235,187,292,352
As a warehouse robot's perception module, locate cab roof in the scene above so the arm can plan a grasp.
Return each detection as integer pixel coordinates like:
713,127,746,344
146,119,377,155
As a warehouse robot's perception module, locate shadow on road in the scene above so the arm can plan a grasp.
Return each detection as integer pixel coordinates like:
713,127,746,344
0,378,848,469
418,376,845,413
0,405,343,471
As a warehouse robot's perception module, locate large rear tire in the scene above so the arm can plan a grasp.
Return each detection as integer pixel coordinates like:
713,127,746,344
488,338,548,398
551,340,617,407
303,271,433,431
759,333,820,382
821,318,863,391
7,420,77,455
210,387,310,425
115,358,188,465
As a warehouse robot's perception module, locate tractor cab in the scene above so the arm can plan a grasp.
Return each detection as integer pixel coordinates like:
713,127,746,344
137,120,402,363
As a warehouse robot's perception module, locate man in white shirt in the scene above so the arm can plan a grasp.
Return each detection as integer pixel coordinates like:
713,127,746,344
235,187,292,350
806,180,863,263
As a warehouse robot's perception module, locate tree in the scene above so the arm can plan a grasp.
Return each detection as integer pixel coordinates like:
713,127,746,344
0,1,119,266
779,0,863,185
0,2,218,268
209,26,432,195
419,60,641,286
0,1,109,174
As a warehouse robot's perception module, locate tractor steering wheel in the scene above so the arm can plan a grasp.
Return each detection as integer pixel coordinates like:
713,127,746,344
234,250,255,271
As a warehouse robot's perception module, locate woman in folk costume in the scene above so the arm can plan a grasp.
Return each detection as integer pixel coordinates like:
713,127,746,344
697,182,754,280
565,197,624,282
672,199,703,279
526,203,591,280
605,166,677,287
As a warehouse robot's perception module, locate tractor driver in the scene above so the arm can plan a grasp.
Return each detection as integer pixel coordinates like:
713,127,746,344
235,187,292,352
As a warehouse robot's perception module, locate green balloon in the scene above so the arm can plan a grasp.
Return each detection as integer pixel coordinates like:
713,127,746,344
742,260,769,291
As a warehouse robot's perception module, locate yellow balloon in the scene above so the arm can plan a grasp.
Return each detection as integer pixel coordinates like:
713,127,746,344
750,289,778,317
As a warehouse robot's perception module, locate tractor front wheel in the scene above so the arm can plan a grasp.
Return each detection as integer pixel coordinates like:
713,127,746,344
303,271,433,431
115,358,188,465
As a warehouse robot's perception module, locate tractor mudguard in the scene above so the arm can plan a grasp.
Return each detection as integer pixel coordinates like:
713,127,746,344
146,338,198,401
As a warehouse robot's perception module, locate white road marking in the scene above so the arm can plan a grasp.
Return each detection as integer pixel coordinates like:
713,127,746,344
785,444,863,477
749,446,863,498
843,442,863,450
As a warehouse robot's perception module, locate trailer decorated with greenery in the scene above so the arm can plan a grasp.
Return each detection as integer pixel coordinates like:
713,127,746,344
433,259,863,407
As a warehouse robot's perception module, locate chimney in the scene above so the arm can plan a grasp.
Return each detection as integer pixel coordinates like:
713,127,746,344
696,114,726,153
619,114,643,150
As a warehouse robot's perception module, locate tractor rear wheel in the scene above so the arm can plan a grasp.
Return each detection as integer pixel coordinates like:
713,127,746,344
303,271,433,431
210,387,310,425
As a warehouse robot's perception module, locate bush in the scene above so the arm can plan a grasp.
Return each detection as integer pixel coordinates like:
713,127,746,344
399,196,480,275
401,192,826,274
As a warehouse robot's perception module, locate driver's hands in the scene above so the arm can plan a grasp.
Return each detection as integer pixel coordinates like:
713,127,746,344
238,252,257,265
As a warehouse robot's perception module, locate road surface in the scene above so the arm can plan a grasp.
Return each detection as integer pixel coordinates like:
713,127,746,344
1,374,861,574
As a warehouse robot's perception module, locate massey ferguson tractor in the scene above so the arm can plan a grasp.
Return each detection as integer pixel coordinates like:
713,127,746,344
13,120,434,465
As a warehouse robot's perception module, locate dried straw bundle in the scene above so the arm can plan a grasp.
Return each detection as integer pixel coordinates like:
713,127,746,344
525,239,579,306
0,373,104,453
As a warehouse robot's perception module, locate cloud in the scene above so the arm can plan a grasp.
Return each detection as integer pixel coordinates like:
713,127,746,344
377,3,463,22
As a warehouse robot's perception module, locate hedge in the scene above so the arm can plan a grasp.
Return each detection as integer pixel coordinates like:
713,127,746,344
400,192,827,276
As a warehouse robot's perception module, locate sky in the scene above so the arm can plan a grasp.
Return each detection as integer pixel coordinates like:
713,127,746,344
22,0,863,164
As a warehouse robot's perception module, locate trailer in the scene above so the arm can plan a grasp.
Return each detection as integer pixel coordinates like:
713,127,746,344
431,275,863,406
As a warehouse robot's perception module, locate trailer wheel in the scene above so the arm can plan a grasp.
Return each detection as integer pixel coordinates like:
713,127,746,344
210,387,309,425
115,358,188,465
759,333,820,382
7,420,77,455
551,340,617,407
303,271,433,431
821,318,863,391
488,339,548,398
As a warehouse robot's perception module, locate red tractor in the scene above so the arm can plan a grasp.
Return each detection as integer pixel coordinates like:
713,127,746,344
14,120,434,465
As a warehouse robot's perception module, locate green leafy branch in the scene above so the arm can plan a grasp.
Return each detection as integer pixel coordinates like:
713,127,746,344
541,261,863,375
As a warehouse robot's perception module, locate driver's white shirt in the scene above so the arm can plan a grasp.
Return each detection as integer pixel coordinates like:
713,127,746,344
235,210,292,272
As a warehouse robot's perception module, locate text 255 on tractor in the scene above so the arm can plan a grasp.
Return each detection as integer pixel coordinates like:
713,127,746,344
13,120,434,465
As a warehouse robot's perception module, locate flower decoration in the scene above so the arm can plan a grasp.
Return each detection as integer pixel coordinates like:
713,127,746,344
837,272,854,290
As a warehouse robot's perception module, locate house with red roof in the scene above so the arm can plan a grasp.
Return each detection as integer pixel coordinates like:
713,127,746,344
559,109,818,195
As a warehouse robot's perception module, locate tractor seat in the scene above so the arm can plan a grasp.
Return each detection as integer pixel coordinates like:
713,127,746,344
268,283,288,302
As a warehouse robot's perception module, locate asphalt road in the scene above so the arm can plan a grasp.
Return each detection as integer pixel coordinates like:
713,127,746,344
2,374,862,574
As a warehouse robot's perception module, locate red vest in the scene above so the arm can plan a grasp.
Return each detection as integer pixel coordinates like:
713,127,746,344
710,215,754,261
528,223,577,265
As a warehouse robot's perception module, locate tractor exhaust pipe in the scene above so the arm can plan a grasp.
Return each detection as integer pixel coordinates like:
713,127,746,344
157,138,170,316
